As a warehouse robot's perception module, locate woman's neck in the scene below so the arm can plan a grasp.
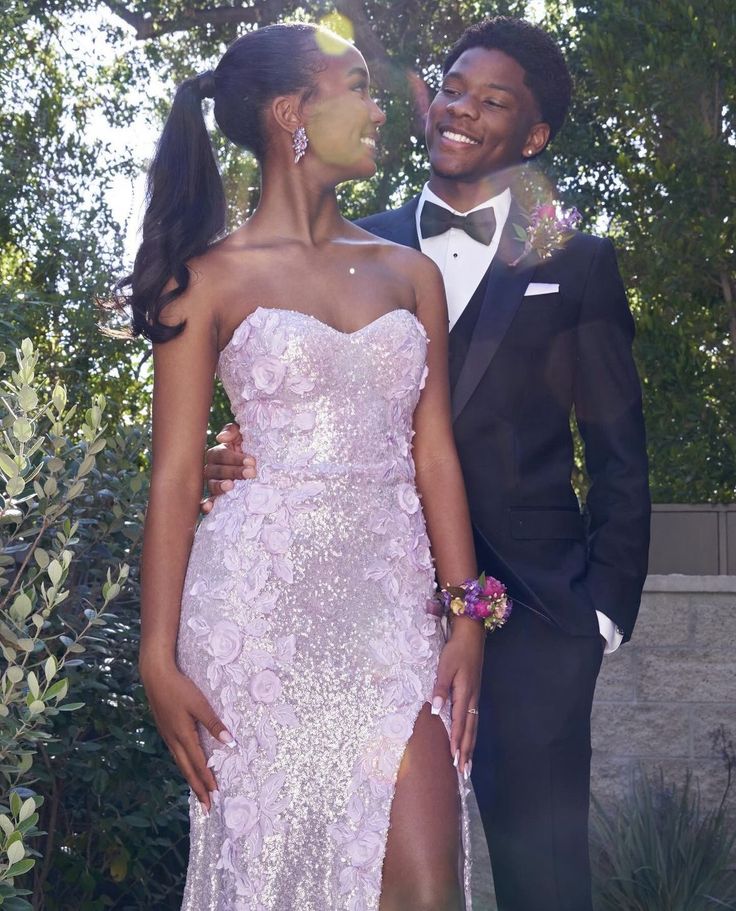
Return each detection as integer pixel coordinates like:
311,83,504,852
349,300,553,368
248,160,346,245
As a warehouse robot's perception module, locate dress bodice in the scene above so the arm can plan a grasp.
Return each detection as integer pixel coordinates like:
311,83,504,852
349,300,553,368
217,307,429,482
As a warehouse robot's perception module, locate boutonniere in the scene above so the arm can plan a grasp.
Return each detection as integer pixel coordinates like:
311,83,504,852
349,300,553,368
511,203,581,267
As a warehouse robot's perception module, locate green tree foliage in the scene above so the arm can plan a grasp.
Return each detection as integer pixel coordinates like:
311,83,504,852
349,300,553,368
548,0,736,501
1,1,150,429
3,0,734,496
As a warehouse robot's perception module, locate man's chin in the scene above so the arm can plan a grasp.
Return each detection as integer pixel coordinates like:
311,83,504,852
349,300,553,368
428,160,477,181
429,158,524,187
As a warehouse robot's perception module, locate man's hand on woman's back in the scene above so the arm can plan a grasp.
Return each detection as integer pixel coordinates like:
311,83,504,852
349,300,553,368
201,422,255,513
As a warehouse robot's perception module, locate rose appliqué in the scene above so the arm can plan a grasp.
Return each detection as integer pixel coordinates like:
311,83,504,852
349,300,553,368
244,483,283,515
249,669,282,704
224,796,260,838
396,483,420,515
251,355,287,395
260,524,291,555
210,620,242,665
380,713,413,742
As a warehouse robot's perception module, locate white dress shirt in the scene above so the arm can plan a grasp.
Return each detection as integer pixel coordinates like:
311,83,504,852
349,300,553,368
416,183,623,655
416,184,511,330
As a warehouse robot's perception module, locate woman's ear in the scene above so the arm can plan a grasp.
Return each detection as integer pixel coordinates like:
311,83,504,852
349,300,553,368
271,95,302,136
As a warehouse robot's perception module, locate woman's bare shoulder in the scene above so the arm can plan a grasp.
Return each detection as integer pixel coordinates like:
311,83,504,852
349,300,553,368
348,224,440,280
379,243,443,298
162,228,256,329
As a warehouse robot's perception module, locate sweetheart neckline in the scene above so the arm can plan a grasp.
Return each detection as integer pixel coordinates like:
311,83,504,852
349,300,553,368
220,306,424,357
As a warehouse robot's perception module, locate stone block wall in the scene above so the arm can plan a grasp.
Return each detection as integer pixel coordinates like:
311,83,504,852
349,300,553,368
470,575,736,909
592,574,736,812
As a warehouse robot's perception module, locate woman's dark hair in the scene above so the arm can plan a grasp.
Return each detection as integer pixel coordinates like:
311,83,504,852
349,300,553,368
118,23,323,343
443,17,572,144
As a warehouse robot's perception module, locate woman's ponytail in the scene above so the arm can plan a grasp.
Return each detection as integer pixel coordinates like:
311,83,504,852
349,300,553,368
113,24,325,343
119,71,226,343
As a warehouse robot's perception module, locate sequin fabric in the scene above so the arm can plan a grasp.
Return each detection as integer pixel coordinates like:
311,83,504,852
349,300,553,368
177,307,472,910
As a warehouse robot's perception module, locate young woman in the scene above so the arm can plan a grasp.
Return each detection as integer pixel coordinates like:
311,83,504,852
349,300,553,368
130,23,485,911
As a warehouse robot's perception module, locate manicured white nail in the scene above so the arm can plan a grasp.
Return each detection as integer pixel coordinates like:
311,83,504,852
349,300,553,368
453,749,460,768
200,802,209,816
218,730,236,748
431,696,444,715
464,761,472,782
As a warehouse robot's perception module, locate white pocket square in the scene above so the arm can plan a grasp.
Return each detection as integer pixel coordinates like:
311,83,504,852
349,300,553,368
524,282,559,296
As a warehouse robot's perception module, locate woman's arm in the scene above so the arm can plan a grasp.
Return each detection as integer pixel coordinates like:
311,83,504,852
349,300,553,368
410,253,484,777
138,273,231,812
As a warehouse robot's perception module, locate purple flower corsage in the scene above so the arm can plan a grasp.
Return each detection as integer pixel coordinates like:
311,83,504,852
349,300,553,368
439,572,512,633
511,202,582,266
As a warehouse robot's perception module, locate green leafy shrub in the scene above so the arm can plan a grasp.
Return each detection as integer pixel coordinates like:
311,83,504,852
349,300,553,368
32,425,190,910
0,342,188,908
591,760,736,911
0,339,128,909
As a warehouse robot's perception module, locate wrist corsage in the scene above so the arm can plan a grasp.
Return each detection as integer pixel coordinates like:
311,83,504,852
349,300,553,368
438,572,512,633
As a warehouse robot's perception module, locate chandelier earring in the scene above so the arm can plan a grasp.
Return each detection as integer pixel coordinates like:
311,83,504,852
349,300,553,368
293,126,308,164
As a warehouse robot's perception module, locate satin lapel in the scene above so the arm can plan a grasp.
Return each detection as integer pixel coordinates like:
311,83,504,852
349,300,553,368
380,196,421,250
451,200,537,422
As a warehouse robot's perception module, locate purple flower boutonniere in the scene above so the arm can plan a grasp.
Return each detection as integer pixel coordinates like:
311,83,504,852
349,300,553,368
511,203,582,267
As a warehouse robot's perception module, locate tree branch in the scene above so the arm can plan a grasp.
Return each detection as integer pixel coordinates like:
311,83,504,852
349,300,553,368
102,0,428,98
32,747,61,910
103,1,291,41
103,1,145,33
333,0,398,90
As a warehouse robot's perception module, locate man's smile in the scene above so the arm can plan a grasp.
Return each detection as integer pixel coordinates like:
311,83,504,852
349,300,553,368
438,125,481,146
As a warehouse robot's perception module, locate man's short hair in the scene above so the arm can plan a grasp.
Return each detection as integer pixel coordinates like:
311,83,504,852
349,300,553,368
443,17,573,142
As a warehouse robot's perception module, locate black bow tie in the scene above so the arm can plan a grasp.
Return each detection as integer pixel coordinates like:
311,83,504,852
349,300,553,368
419,200,497,246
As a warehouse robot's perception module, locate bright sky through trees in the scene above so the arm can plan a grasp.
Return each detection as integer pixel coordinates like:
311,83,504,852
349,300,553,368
69,0,547,262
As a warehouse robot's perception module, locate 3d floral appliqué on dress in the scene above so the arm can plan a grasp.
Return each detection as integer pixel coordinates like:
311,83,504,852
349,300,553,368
177,307,471,910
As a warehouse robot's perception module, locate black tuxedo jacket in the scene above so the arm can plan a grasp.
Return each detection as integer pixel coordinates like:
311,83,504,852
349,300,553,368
358,195,650,640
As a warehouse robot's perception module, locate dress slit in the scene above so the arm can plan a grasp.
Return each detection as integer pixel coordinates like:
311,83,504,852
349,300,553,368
370,699,472,911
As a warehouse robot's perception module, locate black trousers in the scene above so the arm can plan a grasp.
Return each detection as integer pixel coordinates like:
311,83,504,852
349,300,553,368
471,605,604,911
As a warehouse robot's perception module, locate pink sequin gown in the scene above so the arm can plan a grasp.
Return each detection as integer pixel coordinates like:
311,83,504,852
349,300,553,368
177,307,471,910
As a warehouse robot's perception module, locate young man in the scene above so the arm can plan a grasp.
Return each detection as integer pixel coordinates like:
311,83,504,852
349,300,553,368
204,18,650,911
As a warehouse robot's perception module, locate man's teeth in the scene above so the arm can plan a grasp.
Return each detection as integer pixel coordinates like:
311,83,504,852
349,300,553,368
442,130,478,145
361,137,376,148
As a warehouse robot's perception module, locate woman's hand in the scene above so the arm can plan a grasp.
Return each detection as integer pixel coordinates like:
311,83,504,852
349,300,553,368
431,617,485,778
141,661,234,812
201,422,255,514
